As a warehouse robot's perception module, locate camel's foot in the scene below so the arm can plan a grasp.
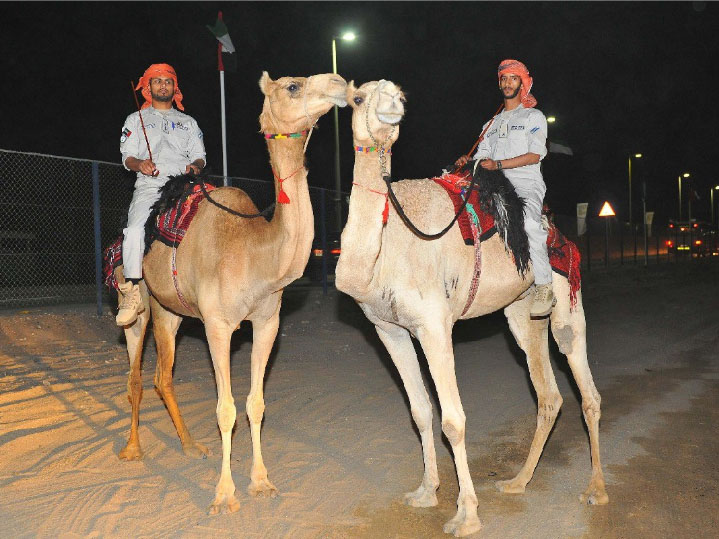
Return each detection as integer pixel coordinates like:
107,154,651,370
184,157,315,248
580,482,609,505
403,484,438,507
208,492,241,515
247,477,278,498
495,478,526,494
118,442,144,461
182,439,209,459
443,505,482,537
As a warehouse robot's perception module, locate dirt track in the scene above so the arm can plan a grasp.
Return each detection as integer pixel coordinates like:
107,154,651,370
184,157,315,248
1,262,718,538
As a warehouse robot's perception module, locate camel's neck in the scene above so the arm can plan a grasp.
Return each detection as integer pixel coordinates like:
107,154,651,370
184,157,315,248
335,149,392,297
265,136,314,280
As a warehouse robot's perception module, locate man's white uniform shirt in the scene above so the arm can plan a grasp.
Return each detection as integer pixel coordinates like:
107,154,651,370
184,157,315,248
120,106,206,181
473,105,548,187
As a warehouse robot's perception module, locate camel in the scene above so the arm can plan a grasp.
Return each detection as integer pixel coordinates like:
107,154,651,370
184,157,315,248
113,72,347,514
335,80,607,536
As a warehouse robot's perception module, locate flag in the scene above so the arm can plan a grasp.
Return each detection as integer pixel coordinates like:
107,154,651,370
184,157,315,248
207,12,236,71
548,141,574,155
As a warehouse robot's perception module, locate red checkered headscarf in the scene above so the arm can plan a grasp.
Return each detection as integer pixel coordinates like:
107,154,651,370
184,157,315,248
135,63,184,111
497,59,536,109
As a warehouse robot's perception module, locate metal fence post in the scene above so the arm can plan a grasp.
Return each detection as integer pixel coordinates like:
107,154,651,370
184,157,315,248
320,188,328,295
92,161,103,316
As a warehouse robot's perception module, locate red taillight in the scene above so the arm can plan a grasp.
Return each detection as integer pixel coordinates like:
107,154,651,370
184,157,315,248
693,223,698,228
695,239,702,245
330,248,341,255
312,249,323,256
666,240,673,247
669,223,674,228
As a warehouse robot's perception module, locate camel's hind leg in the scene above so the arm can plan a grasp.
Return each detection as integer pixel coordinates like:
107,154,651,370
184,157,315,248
205,318,240,515
498,293,562,494
550,278,608,505
416,314,481,537
151,297,208,459
245,293,282,498
118,273,151,460
373,319,439,508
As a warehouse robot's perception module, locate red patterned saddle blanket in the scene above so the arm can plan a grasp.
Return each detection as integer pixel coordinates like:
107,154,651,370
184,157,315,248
102,184,214,291
432,172,581,309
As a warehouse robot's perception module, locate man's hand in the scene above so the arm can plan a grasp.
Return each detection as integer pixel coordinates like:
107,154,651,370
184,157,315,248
454,155,470,168
138,159,158,176
480,159,499,171
185,163,201,175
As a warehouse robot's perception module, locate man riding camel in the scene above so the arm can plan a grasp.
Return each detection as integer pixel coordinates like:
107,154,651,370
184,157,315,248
456,59,553,317
117,63,206,326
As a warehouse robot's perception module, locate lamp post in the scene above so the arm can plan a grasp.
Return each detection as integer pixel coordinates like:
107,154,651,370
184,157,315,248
628,153,641,227
331,31,356,235
678,172,690,221
712,185,719,227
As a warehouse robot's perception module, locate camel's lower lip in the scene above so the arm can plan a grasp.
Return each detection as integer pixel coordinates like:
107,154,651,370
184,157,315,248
378,112,403,125
328,95,347,107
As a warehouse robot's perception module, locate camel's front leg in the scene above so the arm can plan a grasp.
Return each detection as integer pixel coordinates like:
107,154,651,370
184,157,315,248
151,297,208,459
417,316,481,538
374,320,439,508
246,296,281,498
205,319,240,515
551,283,608,505
118,275,151,461
498,296,562,494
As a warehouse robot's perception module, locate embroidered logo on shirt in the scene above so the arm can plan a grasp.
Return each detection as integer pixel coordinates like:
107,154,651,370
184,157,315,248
510,125,525,130
530,127,539,134
120,128,132,143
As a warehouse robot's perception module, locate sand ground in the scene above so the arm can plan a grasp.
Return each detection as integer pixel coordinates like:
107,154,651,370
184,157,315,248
1,262,717,538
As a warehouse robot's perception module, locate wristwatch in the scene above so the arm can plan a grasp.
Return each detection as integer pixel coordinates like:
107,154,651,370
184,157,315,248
496,160,503,170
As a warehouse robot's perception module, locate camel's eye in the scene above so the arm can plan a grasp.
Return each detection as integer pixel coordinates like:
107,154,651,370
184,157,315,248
353,96,364,105
288,83,299,93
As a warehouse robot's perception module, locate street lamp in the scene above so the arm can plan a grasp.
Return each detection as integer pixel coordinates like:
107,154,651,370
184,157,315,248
678,172,690,221
546,116,556,124
628,153,641,227
332,31,356,235
711,185,719,227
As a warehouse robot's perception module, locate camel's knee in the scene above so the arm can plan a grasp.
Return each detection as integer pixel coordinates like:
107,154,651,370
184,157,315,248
441,415,465,447
410,402,433,432
551,323,576,355
217,399,237,432
582,390,601,422
538,394,562,425
246,393,265,424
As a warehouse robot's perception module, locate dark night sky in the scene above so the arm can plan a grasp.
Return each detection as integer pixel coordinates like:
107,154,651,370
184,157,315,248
1,1,717,223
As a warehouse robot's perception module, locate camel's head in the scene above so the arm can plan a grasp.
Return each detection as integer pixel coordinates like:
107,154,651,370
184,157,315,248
259,72,347,134
346,80,405,148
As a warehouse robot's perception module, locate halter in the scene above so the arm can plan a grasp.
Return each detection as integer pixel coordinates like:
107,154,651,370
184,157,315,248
354,146,392,154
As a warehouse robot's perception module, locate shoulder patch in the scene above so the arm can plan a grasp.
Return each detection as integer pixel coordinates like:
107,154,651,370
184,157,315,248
120,127,132,143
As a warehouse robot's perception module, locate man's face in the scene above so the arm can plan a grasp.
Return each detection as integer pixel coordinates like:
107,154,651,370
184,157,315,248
499,73,522,100
150,77,175,103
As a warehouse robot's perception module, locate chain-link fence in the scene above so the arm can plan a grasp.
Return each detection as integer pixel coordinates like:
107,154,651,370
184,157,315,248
2,148,714,309
0,149,348,309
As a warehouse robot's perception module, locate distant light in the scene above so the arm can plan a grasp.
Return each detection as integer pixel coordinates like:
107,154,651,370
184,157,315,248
634,153,642,158
547,116,556,123
341,32,356,41
683,172,690,178
714,185,719,190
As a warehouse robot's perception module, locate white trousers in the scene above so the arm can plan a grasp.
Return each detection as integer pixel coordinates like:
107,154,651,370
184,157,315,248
510,179,553,285
122,176,167,279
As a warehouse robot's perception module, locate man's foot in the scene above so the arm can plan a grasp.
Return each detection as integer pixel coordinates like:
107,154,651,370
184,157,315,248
530,283,555,317
116,281,144,326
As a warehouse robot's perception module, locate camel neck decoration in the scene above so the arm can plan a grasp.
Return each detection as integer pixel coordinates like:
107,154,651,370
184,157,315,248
113,71,347,516
336,80,607,537
264,129,308,139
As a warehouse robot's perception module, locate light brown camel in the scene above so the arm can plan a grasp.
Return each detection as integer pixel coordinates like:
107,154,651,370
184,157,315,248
113,72,347,514
336,80,607,536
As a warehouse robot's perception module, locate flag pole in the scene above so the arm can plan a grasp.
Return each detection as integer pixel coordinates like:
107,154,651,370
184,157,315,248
219,41,228,187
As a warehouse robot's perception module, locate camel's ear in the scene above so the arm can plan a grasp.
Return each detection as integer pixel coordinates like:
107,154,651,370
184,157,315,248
259,71,273,95
346,81,357,105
